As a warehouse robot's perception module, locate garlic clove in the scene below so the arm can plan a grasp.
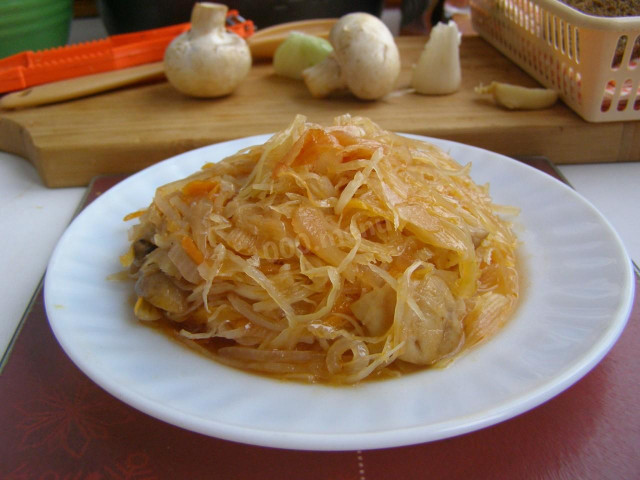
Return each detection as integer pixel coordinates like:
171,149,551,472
411,21,462,95
475,81,559,110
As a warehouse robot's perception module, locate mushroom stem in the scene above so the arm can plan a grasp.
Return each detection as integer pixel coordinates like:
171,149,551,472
303,56,345,98
190,2,227,37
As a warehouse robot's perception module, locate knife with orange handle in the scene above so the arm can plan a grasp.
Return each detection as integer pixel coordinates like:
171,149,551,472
248,18,335,59
0,18,335,110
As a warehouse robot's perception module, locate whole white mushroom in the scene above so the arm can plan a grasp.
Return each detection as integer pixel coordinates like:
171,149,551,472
163,2,251,98
302,12,401,100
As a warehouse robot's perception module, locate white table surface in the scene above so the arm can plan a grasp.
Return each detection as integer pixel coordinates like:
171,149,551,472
1,15,638,359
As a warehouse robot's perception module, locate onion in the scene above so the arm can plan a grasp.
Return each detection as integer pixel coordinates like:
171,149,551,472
326,338,369,375
273,32,333,80
168,242,201,284
227,293,284,332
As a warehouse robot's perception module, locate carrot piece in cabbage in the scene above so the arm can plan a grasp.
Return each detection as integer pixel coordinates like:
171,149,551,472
181,180,218,198
123,209,146,221
181,236,204,264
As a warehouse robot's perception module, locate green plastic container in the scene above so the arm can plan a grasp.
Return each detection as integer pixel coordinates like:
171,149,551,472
0,0,73,58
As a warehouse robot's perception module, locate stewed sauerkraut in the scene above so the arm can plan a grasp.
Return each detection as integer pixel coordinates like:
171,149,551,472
121,114,519,384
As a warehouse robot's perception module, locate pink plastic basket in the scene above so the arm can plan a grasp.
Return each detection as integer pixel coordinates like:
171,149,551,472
470,0,640,122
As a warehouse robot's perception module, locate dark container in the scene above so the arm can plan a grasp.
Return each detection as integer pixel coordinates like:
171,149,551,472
98,0,385,34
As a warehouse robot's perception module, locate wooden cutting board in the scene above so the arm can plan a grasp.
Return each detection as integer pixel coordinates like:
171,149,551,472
1,36,638,187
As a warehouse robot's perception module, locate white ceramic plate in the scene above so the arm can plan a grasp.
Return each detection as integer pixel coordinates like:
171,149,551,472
44,134,635,451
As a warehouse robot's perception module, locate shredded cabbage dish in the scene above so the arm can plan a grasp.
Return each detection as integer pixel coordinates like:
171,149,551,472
121,115,520,384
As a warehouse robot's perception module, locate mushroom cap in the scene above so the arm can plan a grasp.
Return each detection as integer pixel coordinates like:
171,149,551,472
164,32,251,98
329,13,400,100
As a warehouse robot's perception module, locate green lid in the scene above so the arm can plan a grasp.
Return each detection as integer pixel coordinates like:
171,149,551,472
0,0,73,59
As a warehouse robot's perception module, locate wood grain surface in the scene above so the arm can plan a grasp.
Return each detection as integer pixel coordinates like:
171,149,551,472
1,35,639,187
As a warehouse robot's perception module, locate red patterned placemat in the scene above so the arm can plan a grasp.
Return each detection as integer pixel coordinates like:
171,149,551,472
1,160,638,479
